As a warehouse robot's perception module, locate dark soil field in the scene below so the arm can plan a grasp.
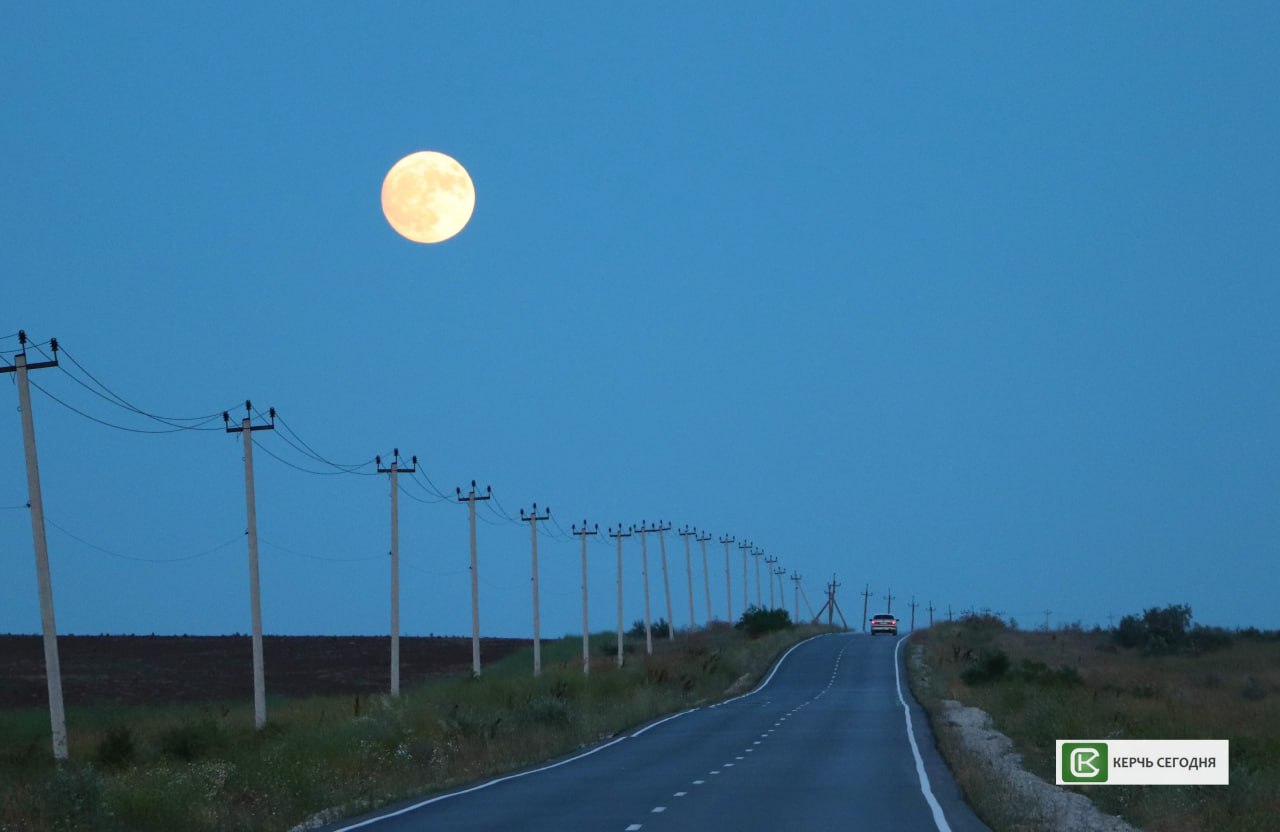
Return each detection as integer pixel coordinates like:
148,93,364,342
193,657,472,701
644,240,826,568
0,635,530,708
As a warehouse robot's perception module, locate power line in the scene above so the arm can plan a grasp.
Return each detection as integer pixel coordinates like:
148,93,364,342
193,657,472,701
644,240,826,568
28,377,221,434
46,518,243,563
413,467,457,502
52,345,231,429
259,537,383,563
272,413,376,473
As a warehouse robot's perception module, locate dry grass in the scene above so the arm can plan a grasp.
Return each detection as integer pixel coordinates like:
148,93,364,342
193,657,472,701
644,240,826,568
910,621,1280,832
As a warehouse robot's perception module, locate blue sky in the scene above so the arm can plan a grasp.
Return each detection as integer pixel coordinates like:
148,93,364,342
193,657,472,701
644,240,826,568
3,4,1277,639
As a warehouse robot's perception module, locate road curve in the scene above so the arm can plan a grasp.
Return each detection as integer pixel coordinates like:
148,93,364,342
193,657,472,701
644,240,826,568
323,633,989,832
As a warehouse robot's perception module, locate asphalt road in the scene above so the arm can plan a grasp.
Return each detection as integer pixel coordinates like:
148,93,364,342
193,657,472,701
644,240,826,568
327,632,990,832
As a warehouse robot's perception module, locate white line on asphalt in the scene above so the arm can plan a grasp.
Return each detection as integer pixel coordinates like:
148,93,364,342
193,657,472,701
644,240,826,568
626,825,642,831
631,709,695,738
334,636,847,832
674,792,687,797
329,732,632,831
652,807,666,813
712,632,835,708
894,634,953,832
693,780,705,785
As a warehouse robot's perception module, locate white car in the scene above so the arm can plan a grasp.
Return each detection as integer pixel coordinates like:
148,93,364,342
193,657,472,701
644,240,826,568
870,614,898,635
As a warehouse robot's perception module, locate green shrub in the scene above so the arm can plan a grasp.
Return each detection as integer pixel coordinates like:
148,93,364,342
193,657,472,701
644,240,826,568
735,606,792,637
158,718,225,761
960,650,1010,685
1016,659,1084,688
94,726,137,769
628,618,670,639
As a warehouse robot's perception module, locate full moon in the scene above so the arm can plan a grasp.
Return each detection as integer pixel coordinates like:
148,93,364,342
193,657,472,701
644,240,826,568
380,150,475,244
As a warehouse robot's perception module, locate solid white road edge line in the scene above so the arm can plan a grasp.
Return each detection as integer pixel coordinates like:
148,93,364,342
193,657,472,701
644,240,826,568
894,634,953,832
331,632,836,830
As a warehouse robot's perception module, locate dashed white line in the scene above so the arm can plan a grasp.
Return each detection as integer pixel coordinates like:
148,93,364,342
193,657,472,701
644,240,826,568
626,825,642,831
652,806,666,814
693,780,705,785
674,791,687,797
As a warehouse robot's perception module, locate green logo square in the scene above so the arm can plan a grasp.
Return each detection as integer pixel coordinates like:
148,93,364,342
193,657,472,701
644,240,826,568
1062,743,1108,783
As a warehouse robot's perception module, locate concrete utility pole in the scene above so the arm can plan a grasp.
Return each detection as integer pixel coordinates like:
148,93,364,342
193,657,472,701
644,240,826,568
720,534,735,623
790,572,802,623
764,555,778,608
679,526,697,632
861,584,873,633
928,600,936,627
572,521,598,675
884,588,896,615
3,334,67,759
909,596,919,632
456,481,492,677
738,539,752,611
654,521,675,640
696,530,713,625
634,521,656,655
751,548,764,608
377,450,416,696
608,524,632,667
774,566,787,615
520,503,551,677
1043,609,1053,631
812,575,848,630
223,400,275,730
948,604,953,623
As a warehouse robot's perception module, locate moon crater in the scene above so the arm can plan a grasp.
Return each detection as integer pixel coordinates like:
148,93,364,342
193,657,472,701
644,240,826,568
381,151,475,244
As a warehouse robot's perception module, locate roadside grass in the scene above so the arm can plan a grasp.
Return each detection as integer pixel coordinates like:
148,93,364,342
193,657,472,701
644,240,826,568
0,625,827,831
908,620,1280,832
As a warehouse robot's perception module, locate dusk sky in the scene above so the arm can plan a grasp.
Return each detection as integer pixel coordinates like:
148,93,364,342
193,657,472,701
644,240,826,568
3,4,1277,641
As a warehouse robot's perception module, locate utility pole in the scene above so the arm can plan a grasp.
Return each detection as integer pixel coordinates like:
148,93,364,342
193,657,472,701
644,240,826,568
376,449,416,696
3,333,67,759
884,587,896,615
738,539,752,611
1043,609,1053,631
696,530,713,625
679,526,697,632
909,596,919,632
634,521,656,655
764,555,779,608
928,601,936,627
456,481,491,677
720,534,735,623
948,604,953,623
520,503,551,677
790,572,801,623
572,521,598,675
812,575,848,630
751,548,764,608
224,400,275,730
608,524,632,667
774,565,787,613
654,520,674,640
860,584,873,633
